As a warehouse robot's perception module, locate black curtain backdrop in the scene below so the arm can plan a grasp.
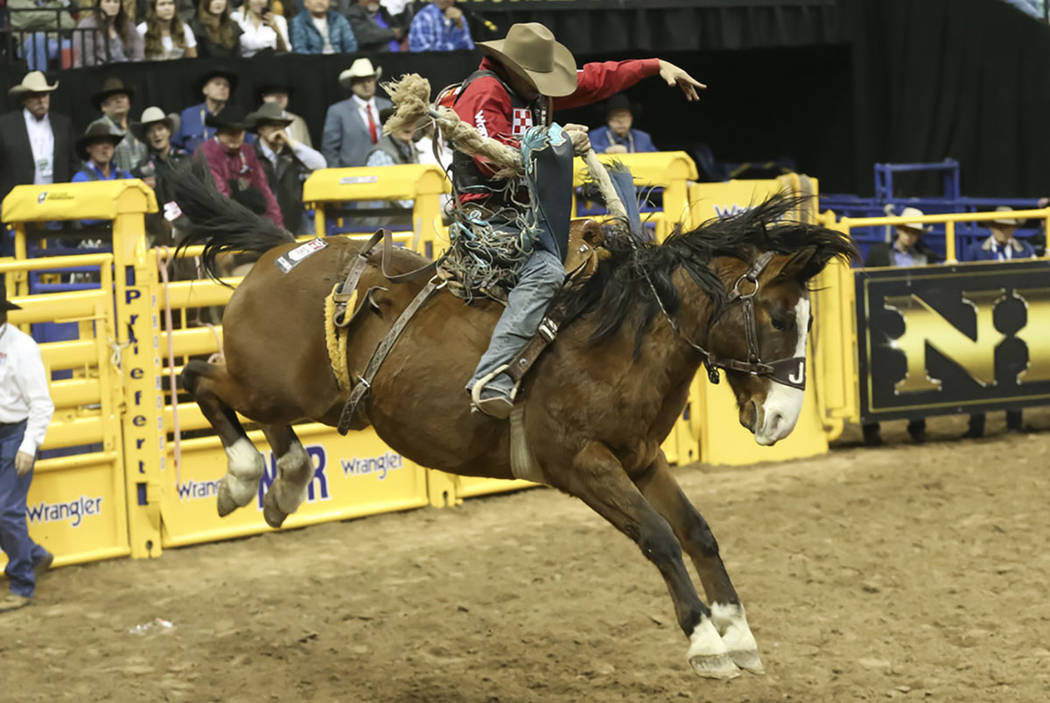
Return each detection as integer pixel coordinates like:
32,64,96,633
2,0,1049,197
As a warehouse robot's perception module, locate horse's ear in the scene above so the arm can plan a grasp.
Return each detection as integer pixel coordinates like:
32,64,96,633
772,245,819,282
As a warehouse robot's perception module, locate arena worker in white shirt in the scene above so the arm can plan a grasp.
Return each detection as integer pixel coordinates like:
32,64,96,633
136,0,199,60
231,0,289,57
0,285,56,614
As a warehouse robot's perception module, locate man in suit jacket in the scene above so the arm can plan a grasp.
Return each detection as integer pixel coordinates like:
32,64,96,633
0,71,75,203
322,58,392,169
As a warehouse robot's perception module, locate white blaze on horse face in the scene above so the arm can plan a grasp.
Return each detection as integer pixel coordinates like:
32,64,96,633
754,295,810,446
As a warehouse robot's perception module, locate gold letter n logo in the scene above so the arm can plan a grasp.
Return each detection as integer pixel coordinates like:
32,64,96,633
882,290,1005,393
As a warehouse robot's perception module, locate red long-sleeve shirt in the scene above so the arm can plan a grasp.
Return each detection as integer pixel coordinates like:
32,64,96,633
197,138,284,229
453,57,661,179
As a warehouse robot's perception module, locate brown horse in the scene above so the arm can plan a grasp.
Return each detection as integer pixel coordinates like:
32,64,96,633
174,171,856,680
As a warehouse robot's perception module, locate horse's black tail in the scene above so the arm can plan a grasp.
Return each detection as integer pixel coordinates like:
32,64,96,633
171,158,295,283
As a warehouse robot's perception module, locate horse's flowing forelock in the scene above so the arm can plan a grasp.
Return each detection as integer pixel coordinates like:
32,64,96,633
553,193,858,354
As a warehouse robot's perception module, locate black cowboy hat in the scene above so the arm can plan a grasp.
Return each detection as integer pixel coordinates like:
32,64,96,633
256,79,293,103
196,67,239,97
76,120,124,160
246,102,292,131
205,105,253,132
603,93,642,121
91,76,136,112
0,281,21,311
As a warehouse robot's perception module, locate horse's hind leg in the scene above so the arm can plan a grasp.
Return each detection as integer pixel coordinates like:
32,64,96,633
634,451,763,674
259,424,312,529
181,360,265,517
553,441,740,679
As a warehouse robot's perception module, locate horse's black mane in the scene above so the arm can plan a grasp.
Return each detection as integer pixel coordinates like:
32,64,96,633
553,193,858,351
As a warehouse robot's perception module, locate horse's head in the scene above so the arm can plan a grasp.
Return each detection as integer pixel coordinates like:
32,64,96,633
707,247,825,445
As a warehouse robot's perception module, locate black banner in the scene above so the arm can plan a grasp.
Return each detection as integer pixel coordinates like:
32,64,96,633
856,260,1050,422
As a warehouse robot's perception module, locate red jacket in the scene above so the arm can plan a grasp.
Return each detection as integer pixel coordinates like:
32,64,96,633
197,138,284,228
453,57,661,180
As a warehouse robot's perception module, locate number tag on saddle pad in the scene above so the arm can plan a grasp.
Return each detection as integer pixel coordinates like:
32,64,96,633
275,238,327,274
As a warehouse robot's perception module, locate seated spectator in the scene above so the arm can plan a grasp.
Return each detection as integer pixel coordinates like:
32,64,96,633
589,94,656,154
861,207,939,447
231,0,288,57
190,0,241,58
248,101,325,233
258,81,312,147
345,0,403,52
962,206,1034,439
73,122,132,182
73,0,145,67
172,67,236,153
9,0,76,71
197,106,284,228
137,0,198,60
322,58,391,168
90,76,148,172
408,0,472,52
290,0,356,54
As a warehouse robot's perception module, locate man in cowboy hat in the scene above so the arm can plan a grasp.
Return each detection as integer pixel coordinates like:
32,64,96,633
450,21,705,417
321,57,392,168
0,71,75,202
89,77,148,174
130,107,188,212
72,122,132,183
0,283,56,613
198,106,284,228
961,205,1035,438
861,206,941,446
258,81,312,147
589,93,656,155
172,68,239,154
248,101,326,233
407,0,473,52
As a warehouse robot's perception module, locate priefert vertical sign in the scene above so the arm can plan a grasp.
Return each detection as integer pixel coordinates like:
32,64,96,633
113,209,164,558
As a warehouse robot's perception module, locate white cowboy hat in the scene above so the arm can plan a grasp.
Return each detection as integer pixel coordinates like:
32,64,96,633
339,58,382,89
991,205,1021,227
130,106,180,141
896,206,931,234
480,22,578,98
8,70,58,98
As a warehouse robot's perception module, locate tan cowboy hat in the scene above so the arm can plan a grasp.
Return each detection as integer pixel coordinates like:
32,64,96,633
8,70,58,98
130,106,180,142
896,206,931,234
77,121,124,161
991,205,1021,227
339,58,382,89
480,22,578,98
91,76,135,111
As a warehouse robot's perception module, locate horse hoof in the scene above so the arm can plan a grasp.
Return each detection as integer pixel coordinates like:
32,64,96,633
689,653,741,680
262,490,288,529
729,649,765,675
216,484,239,517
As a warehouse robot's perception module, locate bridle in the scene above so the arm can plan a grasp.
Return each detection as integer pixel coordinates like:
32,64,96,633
642,250,807,391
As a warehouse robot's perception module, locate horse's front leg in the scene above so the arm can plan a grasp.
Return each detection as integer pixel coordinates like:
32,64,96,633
634,450,764,674
552,441,741,679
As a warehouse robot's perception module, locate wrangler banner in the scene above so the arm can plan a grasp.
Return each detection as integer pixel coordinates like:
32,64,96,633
856,260,1050,422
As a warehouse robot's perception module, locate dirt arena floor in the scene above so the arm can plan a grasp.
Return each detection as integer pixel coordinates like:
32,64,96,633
6,411,1050,702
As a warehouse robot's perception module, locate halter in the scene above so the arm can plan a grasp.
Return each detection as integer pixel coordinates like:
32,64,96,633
642,250,807,391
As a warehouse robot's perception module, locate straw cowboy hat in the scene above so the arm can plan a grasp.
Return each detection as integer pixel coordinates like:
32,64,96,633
246,101,293,131
479,22,578,98
130,106,180,142
76,121,124,161
205,105,254,132
91,76,135,111
991,205,1022,227
895,206,932,234
339,58,382,89
8,70,58,98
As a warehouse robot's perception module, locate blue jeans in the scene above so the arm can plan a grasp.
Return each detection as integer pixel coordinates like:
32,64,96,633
0,421,48,597
468,246,566,396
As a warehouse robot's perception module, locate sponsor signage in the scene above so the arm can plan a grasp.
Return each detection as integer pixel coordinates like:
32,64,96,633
856,260,1050,421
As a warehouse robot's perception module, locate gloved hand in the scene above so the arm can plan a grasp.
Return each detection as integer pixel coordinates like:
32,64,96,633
563,123,592,156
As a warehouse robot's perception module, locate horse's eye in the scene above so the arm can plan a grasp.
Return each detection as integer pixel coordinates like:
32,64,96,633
771,315,788,331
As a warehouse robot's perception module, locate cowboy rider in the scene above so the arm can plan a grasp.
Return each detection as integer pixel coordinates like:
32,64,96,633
453,21,705,418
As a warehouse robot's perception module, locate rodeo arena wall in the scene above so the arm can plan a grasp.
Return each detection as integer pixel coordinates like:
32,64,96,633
3,0,1050,571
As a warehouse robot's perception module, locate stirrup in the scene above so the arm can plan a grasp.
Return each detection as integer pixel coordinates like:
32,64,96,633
470,364,515,420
